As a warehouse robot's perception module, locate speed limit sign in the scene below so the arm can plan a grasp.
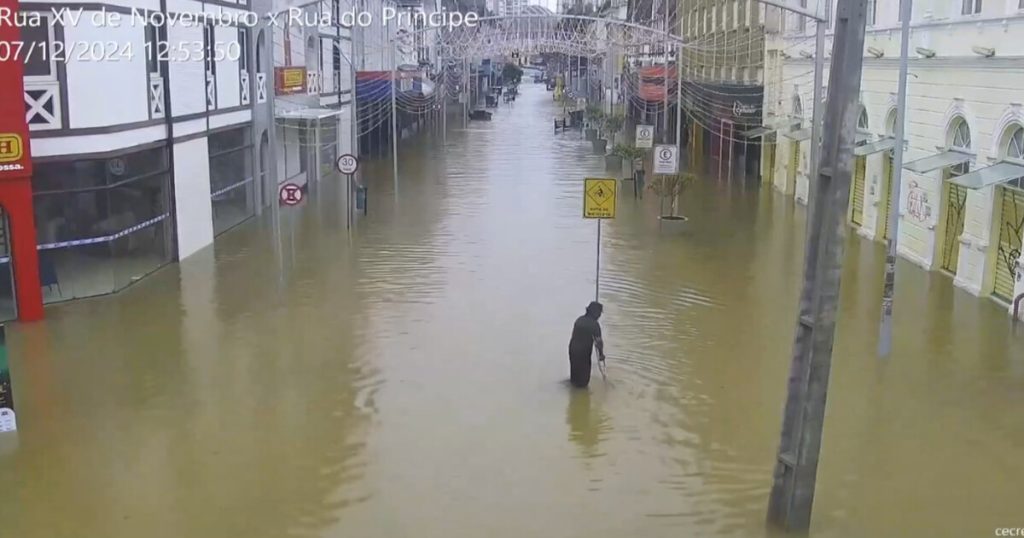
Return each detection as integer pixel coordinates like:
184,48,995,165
336,154,359,175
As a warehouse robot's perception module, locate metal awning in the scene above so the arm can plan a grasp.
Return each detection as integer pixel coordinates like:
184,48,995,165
854,137,897,156
856,130,871,143
741,126,775,139
774,116,802,129
275,108,343,120
904,150,972,174
949,161,1024,189
783,127,812,142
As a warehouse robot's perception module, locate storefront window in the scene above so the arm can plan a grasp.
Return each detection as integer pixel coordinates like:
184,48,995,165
209,127,255,236
0,210,16,322
32,146,173,304
319,120,339,181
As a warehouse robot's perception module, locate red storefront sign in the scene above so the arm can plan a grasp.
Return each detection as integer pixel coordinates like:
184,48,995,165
0,5,32,179
0,0,44,321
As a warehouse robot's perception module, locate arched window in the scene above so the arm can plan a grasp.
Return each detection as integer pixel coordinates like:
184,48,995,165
884,109,897,137
949,117,972,175
950,117,971,150
792,95,803,128
1004,125,1024,189
1006,125,1024,162
857,107,869,131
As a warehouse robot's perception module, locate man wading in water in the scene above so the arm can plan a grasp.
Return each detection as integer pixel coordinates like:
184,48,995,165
568,301,606,388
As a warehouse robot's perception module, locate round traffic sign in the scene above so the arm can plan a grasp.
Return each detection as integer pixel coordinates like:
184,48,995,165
336,153,359,175
639,127,651,137
659,147,674,160
279,183,303,206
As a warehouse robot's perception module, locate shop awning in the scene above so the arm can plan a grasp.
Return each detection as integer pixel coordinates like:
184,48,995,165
741,126,775,139
949,161,1024,189
276,107,342,120
783,127,812,142
854,137,897,156
904,149,972,174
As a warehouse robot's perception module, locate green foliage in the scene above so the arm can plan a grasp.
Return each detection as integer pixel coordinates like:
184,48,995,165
611,144,645,161
603,114,625,136
502,63,523,85
647,172,696,199
585,104,603,120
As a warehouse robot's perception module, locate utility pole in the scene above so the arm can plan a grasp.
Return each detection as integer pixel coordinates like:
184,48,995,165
877,0,912,357
809,7,826,205
766,0,868,532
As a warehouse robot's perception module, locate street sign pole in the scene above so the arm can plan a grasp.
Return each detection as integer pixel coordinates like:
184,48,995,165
595,219,601,301
583,178,618,301
877,0,913,357
336,154,360,230
390,41,398,194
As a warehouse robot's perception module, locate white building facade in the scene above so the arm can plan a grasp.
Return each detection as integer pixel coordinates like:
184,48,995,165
14,0,428,317
22,0,271,309
761,0,1024,314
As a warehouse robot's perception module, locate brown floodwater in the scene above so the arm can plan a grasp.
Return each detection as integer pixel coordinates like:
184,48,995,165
2,84,1023,538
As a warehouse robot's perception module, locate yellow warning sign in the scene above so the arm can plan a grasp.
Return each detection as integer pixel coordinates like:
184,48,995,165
584,178,617,219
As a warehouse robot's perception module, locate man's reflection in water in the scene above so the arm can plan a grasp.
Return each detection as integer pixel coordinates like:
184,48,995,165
566,387,610,460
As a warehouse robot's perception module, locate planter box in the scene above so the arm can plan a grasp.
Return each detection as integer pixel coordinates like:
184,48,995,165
585,128,598,141
592,139,608,155
605,154,622,171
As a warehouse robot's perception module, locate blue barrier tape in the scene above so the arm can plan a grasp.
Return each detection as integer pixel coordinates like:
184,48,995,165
37,214,169,251
211,177,254,199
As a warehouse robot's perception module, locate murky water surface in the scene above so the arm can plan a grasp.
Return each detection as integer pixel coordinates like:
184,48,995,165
2,85,1023,538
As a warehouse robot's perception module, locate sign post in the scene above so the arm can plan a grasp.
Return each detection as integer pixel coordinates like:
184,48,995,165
636,124,654,149
336,153,359,230
583,178,617,301
653,144,679,175
0,326,15,433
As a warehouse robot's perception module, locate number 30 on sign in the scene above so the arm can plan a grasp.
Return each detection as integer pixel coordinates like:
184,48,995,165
583,178,617,219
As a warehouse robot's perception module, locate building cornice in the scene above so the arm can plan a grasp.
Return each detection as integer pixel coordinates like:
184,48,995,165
782,56,1024,69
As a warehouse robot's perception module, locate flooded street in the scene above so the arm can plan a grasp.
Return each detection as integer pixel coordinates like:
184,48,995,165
2,83,1023,538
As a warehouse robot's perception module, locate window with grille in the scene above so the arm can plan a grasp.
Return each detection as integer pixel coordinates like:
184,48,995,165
238,28,249,73
962,0,981,15
203,24,215,76
866,0,876,25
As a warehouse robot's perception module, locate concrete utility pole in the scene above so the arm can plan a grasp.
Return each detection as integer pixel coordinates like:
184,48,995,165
766,0,869,532
877,0,913,357
808,3,826,204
